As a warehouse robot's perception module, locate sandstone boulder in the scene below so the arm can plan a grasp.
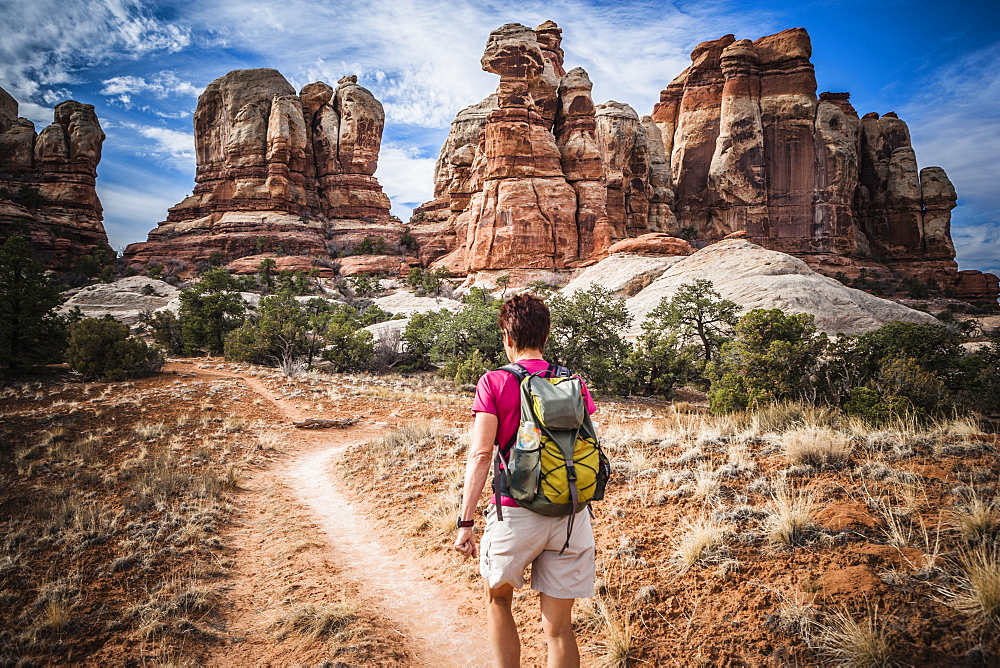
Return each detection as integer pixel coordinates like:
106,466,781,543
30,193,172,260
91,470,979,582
61,277,179,326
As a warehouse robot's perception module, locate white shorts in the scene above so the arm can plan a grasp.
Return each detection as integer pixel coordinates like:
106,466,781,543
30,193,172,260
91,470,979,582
479,504,595,599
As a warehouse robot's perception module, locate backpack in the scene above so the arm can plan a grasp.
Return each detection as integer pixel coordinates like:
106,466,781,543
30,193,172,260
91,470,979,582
491,362,611,551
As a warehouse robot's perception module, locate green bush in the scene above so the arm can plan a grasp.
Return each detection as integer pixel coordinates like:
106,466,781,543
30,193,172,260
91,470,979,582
406,267,452,297
145,310,184,354
178,268,246,355
843,387,917,425
547,285,632,392
708,309,827,412
657,279,739,364
622,319,698,398
67,316,163,381
321,322,375,372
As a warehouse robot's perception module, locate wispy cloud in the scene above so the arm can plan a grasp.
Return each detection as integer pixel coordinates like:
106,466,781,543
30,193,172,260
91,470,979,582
900,43,1000,274
100,71,199,99
105,121,196,172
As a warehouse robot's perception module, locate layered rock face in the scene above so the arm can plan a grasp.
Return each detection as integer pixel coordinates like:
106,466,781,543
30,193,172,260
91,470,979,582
0,86,110,268
125,69,400,276
651,28,997,299
411,21,677,274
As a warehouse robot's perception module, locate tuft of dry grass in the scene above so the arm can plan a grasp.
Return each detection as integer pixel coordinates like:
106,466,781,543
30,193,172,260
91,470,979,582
269,603,357,642
948,545,1000,626
782,426,852,467
813,606,893,667
766,487,816,547
673,515,726,571
592,596,634,668
133,422,168,441
950,491,999,542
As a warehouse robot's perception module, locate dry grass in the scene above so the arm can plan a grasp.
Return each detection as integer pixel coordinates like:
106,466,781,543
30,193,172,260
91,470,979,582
133,422,168,441
948,545,1000,626
813,606,893,667
592,596,634,668
782,426,852,467
950,491,999,542
269,603,357,642
673,515,726,571
766,487,816,547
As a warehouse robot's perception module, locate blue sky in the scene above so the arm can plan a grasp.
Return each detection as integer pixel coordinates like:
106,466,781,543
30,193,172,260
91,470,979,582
2,0,997,276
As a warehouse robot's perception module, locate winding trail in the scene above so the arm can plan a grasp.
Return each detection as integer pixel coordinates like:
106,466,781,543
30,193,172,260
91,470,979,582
187,364,490,667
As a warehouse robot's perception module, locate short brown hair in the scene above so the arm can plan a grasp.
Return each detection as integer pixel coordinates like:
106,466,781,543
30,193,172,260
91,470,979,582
498,293,550,352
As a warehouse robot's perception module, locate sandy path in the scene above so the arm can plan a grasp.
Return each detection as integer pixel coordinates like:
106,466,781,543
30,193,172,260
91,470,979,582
188,365,489,666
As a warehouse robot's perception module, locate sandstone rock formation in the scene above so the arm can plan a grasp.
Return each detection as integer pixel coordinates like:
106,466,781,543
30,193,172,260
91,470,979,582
413,23,996,302
60,276,179,326
650,28,997,300
124,69,403,277
410,21,675,275
0,86,110,268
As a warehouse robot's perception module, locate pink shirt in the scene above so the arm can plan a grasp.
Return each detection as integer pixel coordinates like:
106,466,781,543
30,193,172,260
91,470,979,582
472,358,597,506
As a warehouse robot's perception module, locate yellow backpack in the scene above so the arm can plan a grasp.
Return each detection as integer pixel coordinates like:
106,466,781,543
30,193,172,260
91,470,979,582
492,363,610,550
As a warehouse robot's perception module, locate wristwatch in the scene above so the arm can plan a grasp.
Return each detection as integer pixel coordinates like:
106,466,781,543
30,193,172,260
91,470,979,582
456,517,475,529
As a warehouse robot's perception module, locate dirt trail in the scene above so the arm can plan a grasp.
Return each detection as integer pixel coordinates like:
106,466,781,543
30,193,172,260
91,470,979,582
187,365,490,666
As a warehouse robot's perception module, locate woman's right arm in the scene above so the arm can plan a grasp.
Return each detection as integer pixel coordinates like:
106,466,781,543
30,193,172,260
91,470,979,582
454,410,498,558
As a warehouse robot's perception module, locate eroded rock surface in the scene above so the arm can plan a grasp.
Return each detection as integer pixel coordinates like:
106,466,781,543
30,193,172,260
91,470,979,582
620,239,939,337
124,69,400,277
0,86,110,268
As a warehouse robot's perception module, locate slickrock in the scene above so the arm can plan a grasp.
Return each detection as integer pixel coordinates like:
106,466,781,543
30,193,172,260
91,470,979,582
0,86,110,268
620,239,939,337
60,277,179,326
124,69,399,277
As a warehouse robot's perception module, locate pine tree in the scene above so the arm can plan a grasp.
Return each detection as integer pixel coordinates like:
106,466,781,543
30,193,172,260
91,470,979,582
0,236,65,369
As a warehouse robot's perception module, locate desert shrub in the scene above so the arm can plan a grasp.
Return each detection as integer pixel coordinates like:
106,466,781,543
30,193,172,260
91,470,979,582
0,235,67,369
178,268,246,355
657,279,740,364
321,322,375,372
708,309,827,413
843,387,914,425
225,292,310,366
144,310,184,355
401,309,453,371
399,232,420,253
345,273,383,299
406,266,452,297
399,289,503,381
620,299,698,397
355,235,394,255
439,349,492,386
67,316,164,380
547,285,632,392
257,257,277,291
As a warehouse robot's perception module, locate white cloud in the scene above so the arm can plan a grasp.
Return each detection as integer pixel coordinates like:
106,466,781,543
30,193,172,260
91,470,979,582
100,71,200,100
375,142,440,220
0,0,190,105
900,43,1000,274
98,179,187,251
112,122,196,172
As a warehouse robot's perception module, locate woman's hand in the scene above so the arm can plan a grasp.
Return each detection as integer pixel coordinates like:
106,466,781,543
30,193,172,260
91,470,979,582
454,526,477,558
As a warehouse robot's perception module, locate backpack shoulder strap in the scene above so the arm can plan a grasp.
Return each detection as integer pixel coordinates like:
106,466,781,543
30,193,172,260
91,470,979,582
498,362,529,381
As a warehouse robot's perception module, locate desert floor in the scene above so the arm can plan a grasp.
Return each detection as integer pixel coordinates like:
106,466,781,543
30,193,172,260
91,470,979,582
1,360,997,666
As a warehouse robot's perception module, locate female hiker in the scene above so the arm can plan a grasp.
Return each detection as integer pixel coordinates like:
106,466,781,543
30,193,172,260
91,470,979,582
453,293,598,668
